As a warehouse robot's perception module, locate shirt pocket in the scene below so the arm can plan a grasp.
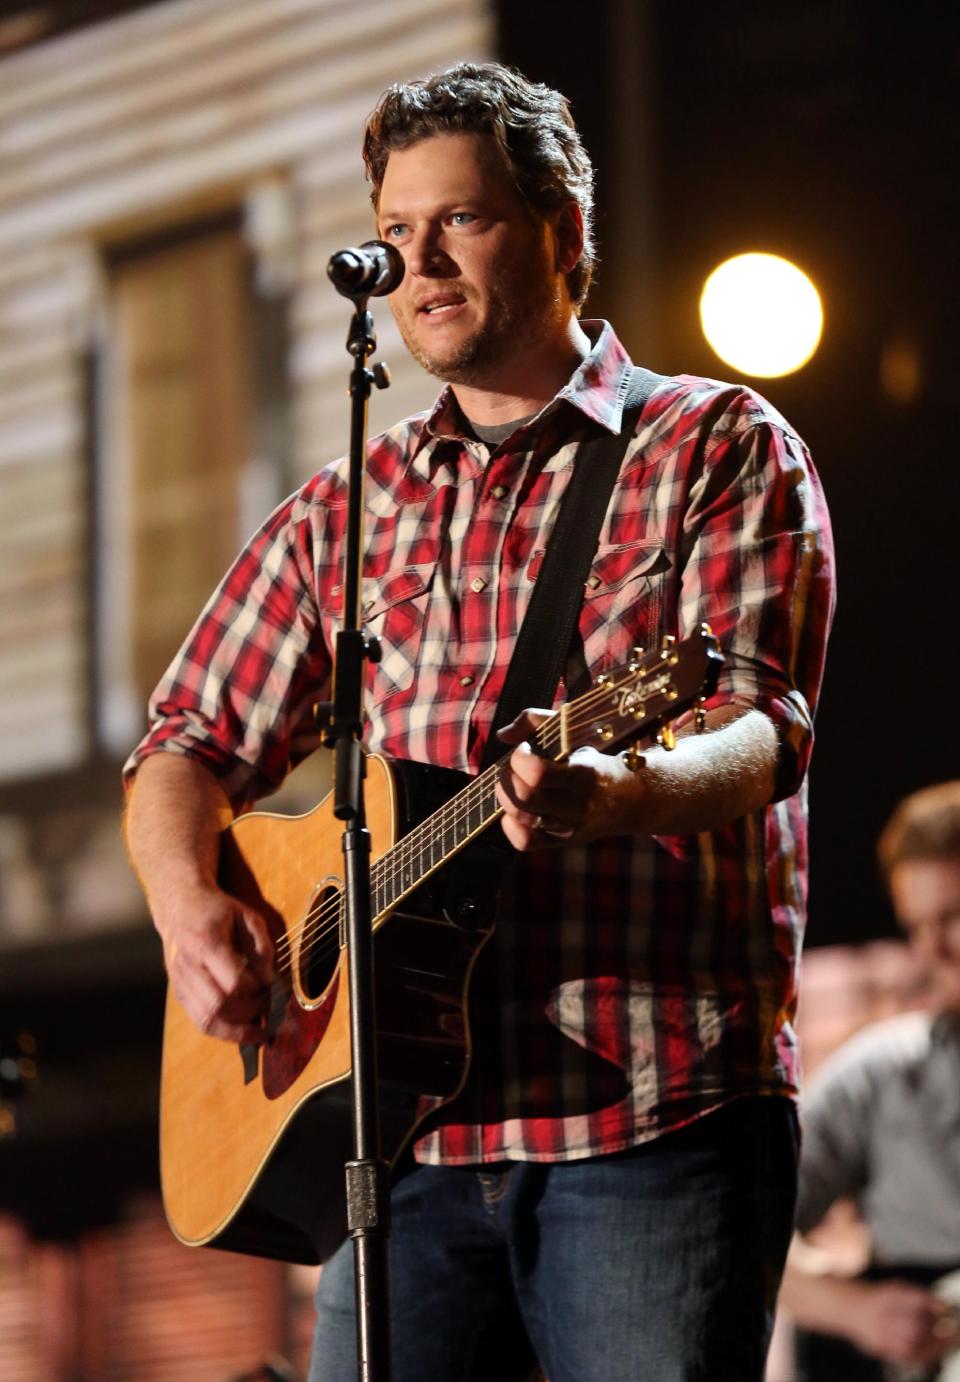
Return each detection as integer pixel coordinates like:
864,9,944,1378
361,562,438,698
578,540,672,676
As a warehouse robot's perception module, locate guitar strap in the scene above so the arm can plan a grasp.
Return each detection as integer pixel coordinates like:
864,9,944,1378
479,364,668,771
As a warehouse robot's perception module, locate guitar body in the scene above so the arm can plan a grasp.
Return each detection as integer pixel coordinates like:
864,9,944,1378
159,754,499,1265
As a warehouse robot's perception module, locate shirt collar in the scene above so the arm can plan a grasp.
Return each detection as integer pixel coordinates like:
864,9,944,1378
406,320,635,475
555,320,635,434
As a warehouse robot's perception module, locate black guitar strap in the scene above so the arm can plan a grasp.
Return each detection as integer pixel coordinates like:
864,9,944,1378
479,364,668,771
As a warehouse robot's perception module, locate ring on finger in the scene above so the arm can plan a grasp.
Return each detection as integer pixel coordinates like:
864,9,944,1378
536,814,563,834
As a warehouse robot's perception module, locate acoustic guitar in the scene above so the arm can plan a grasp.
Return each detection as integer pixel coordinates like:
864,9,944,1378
159,627,722,1264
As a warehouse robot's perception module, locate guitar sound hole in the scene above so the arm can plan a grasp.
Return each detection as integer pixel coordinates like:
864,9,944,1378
297,881,343,1003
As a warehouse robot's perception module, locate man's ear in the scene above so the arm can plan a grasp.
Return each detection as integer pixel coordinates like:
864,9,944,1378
554,201,584,277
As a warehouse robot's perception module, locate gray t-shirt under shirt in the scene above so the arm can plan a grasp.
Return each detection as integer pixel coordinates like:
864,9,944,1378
462,414,535,449
796,1010,960,1267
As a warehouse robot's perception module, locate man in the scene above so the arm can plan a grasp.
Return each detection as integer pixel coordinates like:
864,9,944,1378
124,63,834,1381
780,782,960,1380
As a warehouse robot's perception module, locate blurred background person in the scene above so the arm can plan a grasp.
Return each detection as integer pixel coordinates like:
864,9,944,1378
780,782,960,1380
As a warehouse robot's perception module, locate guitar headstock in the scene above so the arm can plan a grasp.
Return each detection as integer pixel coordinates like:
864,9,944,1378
548,624,723,759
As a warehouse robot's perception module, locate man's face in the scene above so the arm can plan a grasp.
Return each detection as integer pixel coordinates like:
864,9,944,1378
891,859,960,1011
376,132,569,389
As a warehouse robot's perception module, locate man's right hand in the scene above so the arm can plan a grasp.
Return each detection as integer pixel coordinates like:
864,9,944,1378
123,753,276,1046
157,881,275,1046
845,1278,959,1369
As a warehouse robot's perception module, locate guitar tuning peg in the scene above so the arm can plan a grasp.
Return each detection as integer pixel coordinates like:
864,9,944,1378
660,634,678,665
621,744,645,773
657,721,676,751
694,701,707,734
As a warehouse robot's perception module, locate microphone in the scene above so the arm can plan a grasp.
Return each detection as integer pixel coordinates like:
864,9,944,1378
326,240,404,299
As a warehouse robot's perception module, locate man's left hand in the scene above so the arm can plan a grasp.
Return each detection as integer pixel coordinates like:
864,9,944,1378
494,709,635,851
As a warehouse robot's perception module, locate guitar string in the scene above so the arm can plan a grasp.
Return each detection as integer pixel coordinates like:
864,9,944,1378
268,702,662,982
267,654,682,976
268,755,506,977
267,654,682,977
267,692,584,973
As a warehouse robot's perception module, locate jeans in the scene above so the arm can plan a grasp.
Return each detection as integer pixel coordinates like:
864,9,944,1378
309,1096,798,1382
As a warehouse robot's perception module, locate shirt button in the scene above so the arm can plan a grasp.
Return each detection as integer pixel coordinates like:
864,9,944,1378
459,675,474,687
586,573,602,590
470,576,487,593
491,484,507,500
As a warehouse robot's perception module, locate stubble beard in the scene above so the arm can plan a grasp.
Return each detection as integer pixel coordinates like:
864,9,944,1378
393,261,563,389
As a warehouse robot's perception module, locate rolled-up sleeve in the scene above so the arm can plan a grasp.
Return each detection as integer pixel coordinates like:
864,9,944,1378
678,417,835,801
123,492,333,809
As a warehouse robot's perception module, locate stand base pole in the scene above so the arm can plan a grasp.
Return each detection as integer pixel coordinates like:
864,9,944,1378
348,1159,393,1382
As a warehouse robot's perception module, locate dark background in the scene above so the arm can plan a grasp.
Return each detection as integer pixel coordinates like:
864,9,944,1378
499,0,959,946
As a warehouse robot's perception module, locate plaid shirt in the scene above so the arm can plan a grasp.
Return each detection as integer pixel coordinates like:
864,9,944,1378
126,321,834,1164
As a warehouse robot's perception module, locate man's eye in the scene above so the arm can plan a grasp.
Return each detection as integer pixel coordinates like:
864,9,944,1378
384,224,408,239
450,213,475,226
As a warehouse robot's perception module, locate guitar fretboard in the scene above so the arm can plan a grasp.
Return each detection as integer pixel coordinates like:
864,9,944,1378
361,632,717,923
369,757,516,920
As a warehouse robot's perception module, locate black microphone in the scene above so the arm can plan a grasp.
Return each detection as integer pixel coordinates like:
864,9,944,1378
326,239,404,299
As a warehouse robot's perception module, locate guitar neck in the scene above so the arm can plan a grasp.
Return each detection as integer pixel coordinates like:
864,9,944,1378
370,708,571,920
369,629,722,922
370,760,503,921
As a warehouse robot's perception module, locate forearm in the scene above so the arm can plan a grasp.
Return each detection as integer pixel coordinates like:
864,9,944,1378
124,753,274,1043
123,752,234,917
497,702,779,849
596,704,778,838
778,1250,869,1338
778,1237,957,1366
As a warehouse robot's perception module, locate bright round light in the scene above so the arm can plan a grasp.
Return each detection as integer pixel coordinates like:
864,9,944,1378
699,253,823,378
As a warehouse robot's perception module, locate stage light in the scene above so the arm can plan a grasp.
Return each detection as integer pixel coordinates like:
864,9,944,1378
699,253,823,378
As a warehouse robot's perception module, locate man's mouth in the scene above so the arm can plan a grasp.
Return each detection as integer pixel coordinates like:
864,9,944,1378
417,294,466,317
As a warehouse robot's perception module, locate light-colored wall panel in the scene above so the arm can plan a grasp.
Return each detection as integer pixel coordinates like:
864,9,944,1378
0,0,492,803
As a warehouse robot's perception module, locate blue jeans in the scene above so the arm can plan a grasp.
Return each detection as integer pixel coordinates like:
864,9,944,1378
309,1097,797,1382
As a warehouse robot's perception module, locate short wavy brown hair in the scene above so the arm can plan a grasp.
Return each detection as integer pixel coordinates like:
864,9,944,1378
362,62,597,309
877,781,960,882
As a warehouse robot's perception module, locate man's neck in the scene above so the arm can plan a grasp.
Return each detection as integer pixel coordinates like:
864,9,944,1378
449,317,592,426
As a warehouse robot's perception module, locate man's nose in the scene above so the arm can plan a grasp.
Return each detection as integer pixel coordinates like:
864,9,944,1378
405,226,455,277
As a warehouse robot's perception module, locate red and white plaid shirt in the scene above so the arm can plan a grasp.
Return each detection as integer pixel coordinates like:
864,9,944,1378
126,322,834,1163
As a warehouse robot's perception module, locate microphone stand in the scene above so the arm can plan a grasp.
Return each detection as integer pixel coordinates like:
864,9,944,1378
323,290,394,1382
